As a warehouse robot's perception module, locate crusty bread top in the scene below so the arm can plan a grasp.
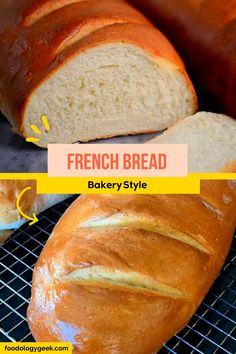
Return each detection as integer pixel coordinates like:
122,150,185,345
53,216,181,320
27,181,236,353
22,0,129,27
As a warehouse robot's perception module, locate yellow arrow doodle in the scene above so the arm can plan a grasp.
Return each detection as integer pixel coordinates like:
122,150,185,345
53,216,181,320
26,114,50,143
16,187,39,226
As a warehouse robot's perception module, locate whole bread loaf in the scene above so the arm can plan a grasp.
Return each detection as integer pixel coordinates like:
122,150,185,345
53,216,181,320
147,112,236,172
28,181,236,353
0,0,197,147
0,180,69,243
130,0,236,118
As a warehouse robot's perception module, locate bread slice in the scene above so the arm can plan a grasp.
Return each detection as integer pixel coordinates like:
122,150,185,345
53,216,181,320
0,0,197,148
147,112,236,172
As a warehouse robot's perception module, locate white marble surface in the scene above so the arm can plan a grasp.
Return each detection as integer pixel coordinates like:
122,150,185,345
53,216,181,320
0,115,159,172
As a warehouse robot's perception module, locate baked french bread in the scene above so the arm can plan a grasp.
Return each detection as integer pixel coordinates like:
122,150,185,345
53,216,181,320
27,181,236,353
130,0,236,118
147,112,236,172
0,180,69,244
0,0,197,148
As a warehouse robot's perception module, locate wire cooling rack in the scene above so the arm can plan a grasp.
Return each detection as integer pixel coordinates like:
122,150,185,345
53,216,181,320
0,196,236,353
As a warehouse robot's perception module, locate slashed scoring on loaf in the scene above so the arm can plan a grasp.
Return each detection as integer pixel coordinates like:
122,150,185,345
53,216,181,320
80,213,209,253
62,266,184,297
23,0,91,26
55,20,126,54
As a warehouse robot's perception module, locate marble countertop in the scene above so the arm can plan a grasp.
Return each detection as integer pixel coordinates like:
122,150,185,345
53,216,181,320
0,115,158,172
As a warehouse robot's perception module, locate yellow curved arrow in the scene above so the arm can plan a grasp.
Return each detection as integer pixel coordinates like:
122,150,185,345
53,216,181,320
16,187,39,226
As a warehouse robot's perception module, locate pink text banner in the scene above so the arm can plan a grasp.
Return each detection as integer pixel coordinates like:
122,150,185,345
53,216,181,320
48,144,188,177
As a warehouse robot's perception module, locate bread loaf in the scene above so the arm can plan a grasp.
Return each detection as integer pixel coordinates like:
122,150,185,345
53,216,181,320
147,112,236,172
0,180,69,243
130,0,236,118
0,0,197,148
27,181,236,353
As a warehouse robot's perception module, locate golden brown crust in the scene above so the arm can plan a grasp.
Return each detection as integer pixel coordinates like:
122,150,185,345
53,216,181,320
0,0,197,137
27,180,236,353
53,192,234,258
22,0,129,27
130,0,236,117
29,283,191,354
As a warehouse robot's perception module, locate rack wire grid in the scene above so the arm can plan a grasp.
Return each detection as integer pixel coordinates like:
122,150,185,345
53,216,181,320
0,196,236,353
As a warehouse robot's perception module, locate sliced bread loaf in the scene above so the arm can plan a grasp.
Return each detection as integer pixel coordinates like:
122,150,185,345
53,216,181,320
0,0,197,147
147,112,236,172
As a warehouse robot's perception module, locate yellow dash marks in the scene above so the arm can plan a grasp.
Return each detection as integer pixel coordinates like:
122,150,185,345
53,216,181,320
42,114,50,132
31,124,42,135
26,114,50,143
26,137,40,143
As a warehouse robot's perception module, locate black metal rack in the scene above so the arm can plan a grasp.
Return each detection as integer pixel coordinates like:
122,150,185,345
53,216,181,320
0,197,235,353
